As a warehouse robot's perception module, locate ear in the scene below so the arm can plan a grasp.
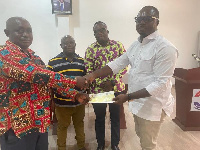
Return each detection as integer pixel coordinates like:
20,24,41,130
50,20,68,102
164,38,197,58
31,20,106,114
157,20,159,25
60,44,62,48
4,29,10,37
107,30,109,34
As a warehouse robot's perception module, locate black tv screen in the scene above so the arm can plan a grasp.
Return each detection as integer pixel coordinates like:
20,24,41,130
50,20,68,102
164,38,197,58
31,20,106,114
51,0,72,15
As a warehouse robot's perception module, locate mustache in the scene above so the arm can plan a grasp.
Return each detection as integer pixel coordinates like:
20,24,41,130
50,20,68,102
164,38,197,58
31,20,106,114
20,37,31,40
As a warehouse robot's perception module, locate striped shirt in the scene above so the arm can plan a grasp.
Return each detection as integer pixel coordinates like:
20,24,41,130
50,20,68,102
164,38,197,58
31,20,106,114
47,52,86,107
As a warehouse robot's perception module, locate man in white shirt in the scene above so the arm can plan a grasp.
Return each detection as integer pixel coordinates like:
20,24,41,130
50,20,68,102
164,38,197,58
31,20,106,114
85,6,178,150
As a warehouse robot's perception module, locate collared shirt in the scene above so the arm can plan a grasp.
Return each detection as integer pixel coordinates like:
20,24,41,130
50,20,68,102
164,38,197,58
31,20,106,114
0,41,77,138
85,40,127,94
108,31,178,121
47,52,86,107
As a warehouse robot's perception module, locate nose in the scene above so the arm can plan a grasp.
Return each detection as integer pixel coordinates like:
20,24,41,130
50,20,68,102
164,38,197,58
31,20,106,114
68,43,74,46
138,20,146,24
22,31,28,37
96,31,103,37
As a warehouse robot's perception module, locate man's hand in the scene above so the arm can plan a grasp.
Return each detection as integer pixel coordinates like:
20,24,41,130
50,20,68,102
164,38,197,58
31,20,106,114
84,73,96,84
75,93,90,105
113,94,128,105
75,76,88,90
100,81,114,92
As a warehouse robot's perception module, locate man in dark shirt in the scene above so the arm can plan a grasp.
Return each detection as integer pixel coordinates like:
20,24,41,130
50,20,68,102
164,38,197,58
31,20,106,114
47,35,87,150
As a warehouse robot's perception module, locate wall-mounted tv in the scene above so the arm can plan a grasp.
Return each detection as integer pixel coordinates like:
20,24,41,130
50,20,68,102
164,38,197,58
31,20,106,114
51,0,72,15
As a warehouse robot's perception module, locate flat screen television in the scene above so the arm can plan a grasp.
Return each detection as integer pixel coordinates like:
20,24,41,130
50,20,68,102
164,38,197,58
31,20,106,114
51,0,72,15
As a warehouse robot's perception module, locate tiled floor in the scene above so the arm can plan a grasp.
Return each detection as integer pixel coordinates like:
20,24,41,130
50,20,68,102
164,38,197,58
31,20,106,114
48,87,200,150
1,87,200,150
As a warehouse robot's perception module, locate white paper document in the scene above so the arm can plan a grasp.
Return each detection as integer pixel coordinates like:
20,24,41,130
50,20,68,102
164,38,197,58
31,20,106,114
89,91,115,103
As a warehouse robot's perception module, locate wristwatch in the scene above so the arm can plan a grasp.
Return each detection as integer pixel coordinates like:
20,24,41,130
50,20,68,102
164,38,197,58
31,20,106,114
127,93,132,101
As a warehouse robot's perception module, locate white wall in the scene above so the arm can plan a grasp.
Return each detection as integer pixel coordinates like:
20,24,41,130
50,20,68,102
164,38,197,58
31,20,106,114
0,0,69,63
72,0,200,69
0,0,200,69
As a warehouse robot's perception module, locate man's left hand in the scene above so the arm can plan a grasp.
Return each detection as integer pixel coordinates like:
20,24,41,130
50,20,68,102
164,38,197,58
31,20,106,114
75,93,90,105
100,81,114,92
113,94,128,105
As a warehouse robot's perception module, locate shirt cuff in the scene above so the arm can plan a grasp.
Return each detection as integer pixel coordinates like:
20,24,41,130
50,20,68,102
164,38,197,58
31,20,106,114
107,62,118,74
146,82,163,97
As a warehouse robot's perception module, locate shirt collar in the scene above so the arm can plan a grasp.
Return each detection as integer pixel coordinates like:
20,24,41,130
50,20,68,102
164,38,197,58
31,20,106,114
94,39,114,48
58,52,79,59
6,40,35,55
138,31,159,45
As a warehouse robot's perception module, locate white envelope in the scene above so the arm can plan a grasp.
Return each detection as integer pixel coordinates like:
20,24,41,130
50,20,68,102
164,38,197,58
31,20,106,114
89,91,115,103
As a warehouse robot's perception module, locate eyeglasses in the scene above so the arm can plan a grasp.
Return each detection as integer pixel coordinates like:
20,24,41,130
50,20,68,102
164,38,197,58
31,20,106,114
62,41,75,47
134,16,159,23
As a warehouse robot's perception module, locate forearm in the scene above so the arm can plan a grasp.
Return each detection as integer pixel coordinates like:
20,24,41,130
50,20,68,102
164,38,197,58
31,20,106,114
127,88,151,101
112,66,128,85
93,65,113,79
113,88,151,105
1,56,78,99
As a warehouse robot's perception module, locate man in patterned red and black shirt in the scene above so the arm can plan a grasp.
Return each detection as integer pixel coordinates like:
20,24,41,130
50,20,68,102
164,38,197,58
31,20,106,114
0,17,88,150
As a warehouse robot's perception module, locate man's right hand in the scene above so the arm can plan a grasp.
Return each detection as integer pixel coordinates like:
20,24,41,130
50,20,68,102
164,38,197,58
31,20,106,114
75,76,88,90
113,94,128,105
75,93,90,105
84,73,96,84
100,81,114,92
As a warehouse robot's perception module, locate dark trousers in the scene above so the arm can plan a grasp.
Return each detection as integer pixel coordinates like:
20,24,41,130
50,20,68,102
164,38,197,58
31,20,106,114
0,128,48,150
92,92,120,146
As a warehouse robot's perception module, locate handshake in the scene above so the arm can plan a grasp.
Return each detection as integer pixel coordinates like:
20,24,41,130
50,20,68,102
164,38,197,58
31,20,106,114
74,73,128,105
75,73,96,90
74,66,129,105
74,73,96,105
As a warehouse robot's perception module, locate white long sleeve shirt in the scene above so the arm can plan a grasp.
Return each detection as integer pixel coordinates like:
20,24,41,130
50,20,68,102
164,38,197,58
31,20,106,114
108,31,178,121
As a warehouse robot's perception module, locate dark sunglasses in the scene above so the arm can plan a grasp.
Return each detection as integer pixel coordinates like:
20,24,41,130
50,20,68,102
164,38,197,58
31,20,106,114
134,16,159,23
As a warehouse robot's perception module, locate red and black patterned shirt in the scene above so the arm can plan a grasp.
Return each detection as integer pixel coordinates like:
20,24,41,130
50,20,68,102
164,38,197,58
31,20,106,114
0,41,77,138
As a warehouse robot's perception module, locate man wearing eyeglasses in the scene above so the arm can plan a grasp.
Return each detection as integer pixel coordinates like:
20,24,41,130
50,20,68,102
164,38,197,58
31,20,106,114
84,21,127,150
85,6,178,150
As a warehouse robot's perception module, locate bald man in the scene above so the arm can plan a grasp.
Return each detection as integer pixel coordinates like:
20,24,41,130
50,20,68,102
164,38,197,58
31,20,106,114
85,6,178,150
0,17,88,150
47,35,87,150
